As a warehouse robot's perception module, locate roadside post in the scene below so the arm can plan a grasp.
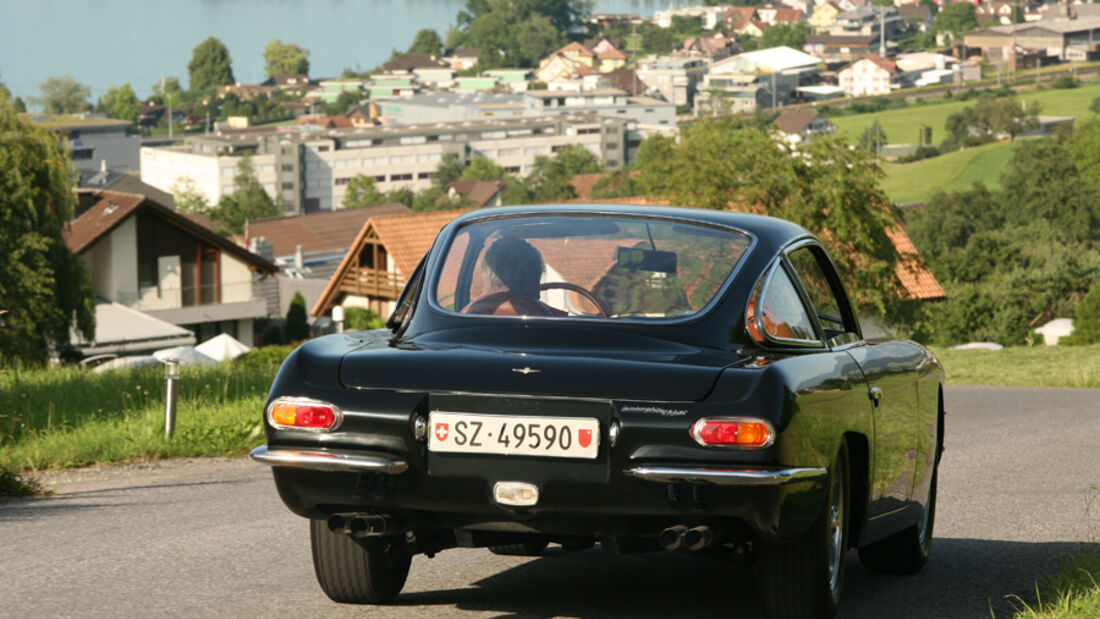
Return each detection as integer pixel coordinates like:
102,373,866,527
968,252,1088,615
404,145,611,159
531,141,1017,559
164,359,180,438
333,305,345,334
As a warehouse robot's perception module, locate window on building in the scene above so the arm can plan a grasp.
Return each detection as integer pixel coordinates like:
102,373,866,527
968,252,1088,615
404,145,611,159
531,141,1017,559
281,164,294,172
504,166,520,174
335,177,350,185
71,148,94,160
417,172,432,179
136,212,220,307
282,182,294,190
373,175,386,182
390,173,413,181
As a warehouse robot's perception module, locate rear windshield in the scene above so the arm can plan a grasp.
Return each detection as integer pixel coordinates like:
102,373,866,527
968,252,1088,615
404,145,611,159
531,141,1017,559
433,214,752,321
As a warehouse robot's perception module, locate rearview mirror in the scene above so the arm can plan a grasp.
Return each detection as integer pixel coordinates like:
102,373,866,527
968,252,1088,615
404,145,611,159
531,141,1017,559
617,247,677,274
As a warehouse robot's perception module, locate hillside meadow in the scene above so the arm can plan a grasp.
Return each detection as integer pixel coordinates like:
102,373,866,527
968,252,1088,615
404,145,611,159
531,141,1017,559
829,79,1100,148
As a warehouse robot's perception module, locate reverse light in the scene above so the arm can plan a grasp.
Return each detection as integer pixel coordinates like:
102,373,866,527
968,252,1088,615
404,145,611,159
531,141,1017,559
690,417,775,448
267,397,343,432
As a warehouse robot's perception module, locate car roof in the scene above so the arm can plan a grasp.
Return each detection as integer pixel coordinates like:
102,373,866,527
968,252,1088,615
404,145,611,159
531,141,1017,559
446,204,813,254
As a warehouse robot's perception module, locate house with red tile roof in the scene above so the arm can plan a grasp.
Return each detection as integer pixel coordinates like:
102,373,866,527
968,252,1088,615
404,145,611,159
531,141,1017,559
65,190,278,352
445,179,506,207
838,54,900,96
312,209,475,317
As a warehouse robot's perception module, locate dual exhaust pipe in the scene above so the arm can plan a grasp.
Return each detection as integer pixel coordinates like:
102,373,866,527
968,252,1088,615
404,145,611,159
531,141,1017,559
658,524,716,551
328,513,392,537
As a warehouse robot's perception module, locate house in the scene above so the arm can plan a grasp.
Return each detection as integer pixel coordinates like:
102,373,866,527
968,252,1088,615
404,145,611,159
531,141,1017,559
831,6,906,40
595,45,629,73
482,69,535,92
312,209,474,317
769,8,806,25
346,104,379,127
296,114,354,129
977,1,1018,26
772,109,837,143
724,6,760,28
24,112,141,174
381,53,448,73
636,56,708,107
244,203,411,315
65,190,278,348
696,46,822,114
964,18,1100,62
442,47,480,71
537,52,584,83
804,33,881,59
733,20,769,39
678,31,739,61
445,178,506,207
216,83,276,100
810,2,842,30
838,54,900,96
898,4,933,32
310,78,365,104
264,73,312,92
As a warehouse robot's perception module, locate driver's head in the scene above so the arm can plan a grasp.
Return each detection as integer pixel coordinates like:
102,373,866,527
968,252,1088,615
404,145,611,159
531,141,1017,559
482,238,544,298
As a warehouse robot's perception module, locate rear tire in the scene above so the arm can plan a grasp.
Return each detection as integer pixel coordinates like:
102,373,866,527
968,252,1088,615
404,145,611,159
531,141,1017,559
310,519,411,604
488,540,549,556
758,441,850,619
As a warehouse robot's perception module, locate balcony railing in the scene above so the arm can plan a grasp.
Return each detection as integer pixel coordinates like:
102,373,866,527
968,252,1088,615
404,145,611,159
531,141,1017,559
338,267,404,300
114,281,262,311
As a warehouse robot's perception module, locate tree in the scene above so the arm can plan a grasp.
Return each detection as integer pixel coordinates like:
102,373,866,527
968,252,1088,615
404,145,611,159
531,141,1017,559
32,75,91,114
1090,96,1100,116
170,177,211,213
408,28,444,57
0,93,95,364
450,0,571,69
931,2,977,41
388,187,415,209
343,174,386,208
1061,281,1100,345
635,119,905,318
760,22,810,50
462,155,507,180
860,119,888,154
998,139,1099,242
263,39,310,78
151,77,184,105
284,292,310,342
188,37,235,94
12,97,26,113
343,307,386,331
432,154,466,189
96,83,141,123
208,154,279,235
509,144,604,203
324,89,362,117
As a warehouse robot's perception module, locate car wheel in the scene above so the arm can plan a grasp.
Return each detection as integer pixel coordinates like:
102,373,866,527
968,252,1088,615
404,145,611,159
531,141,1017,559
858,446,938,575
488,540,549,556
759,440,850,619
309,519,411,604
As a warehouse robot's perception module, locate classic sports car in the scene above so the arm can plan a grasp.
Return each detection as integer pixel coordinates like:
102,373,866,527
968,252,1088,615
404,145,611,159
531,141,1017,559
252,204,944,619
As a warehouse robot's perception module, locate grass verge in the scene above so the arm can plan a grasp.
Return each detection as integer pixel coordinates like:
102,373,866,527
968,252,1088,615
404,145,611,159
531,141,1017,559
1010,548,1100,618
0,345,295,495
928,344,1100,389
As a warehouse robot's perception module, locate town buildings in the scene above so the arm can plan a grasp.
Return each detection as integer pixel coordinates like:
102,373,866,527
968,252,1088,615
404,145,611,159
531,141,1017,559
25,113,141,174
696,46,822,114
141,113,632,214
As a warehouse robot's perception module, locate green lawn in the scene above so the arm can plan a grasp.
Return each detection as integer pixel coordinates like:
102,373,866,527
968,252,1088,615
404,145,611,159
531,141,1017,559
880,140,1022,204
830,79,1100,147
929,344,1100,389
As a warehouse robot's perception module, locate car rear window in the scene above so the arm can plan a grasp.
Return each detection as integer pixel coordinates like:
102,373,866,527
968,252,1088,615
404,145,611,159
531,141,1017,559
433,214,752,321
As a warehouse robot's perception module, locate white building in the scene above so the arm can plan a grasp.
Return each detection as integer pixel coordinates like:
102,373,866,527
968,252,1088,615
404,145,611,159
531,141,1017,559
696,46,822,114
142,114,630,214
838,54,900,96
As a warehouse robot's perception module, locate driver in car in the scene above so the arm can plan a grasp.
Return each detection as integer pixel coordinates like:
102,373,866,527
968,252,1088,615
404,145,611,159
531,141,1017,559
462,238,563,316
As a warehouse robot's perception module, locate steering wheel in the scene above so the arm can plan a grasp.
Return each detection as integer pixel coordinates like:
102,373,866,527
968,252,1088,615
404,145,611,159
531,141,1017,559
539,282,609,318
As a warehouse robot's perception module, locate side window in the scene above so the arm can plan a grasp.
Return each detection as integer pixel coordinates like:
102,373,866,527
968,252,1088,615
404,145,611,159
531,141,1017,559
787,246,856,339
758,266,818,341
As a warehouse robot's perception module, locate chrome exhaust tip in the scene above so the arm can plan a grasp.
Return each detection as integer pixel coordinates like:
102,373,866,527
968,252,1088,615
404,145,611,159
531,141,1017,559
658,525,689,550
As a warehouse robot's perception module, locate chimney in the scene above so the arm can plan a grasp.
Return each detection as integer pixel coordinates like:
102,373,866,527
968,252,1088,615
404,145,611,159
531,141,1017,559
294,244,304,270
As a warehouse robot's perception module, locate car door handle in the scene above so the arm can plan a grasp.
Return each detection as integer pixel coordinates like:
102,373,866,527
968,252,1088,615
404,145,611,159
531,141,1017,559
868,387,883,409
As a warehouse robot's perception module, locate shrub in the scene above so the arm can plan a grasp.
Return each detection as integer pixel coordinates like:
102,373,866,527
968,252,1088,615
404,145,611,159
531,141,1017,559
284,292,310,342
1062,282,1100,345
0,467,43,497
343,307,386,331
1052,74,1078,89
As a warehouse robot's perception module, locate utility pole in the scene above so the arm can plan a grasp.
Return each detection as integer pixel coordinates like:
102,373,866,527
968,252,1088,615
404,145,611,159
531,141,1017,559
771,69,777,109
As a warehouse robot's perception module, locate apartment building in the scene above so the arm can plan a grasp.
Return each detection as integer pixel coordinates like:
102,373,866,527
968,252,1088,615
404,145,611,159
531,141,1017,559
635,56,708,107
141,114,628,214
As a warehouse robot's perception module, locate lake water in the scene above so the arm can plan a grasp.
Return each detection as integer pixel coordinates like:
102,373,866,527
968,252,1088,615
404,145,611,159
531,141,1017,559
0,0,697,104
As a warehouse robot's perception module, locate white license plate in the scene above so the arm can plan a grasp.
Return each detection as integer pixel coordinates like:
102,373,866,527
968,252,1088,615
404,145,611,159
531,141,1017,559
428,411,600,459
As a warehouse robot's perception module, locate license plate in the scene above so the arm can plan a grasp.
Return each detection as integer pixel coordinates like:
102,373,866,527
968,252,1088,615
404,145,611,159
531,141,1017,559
428,411,600,459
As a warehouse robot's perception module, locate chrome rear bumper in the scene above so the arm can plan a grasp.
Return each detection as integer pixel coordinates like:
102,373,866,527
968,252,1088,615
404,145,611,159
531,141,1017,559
250,445,409,474
623,465,826,486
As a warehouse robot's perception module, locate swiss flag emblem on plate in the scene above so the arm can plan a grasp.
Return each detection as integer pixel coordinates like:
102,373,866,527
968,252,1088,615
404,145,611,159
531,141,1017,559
435,423,449,442
578,429,593,448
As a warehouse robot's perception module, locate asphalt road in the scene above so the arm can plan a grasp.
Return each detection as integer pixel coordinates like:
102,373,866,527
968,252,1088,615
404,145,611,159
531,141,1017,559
2,385,1098,618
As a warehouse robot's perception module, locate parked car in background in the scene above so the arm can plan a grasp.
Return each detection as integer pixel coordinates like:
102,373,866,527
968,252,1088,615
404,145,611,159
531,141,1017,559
253,204,945,619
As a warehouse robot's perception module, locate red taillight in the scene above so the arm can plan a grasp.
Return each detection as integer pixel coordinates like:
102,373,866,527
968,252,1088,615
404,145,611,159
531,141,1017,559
690,418,774,448
268,398,342,431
